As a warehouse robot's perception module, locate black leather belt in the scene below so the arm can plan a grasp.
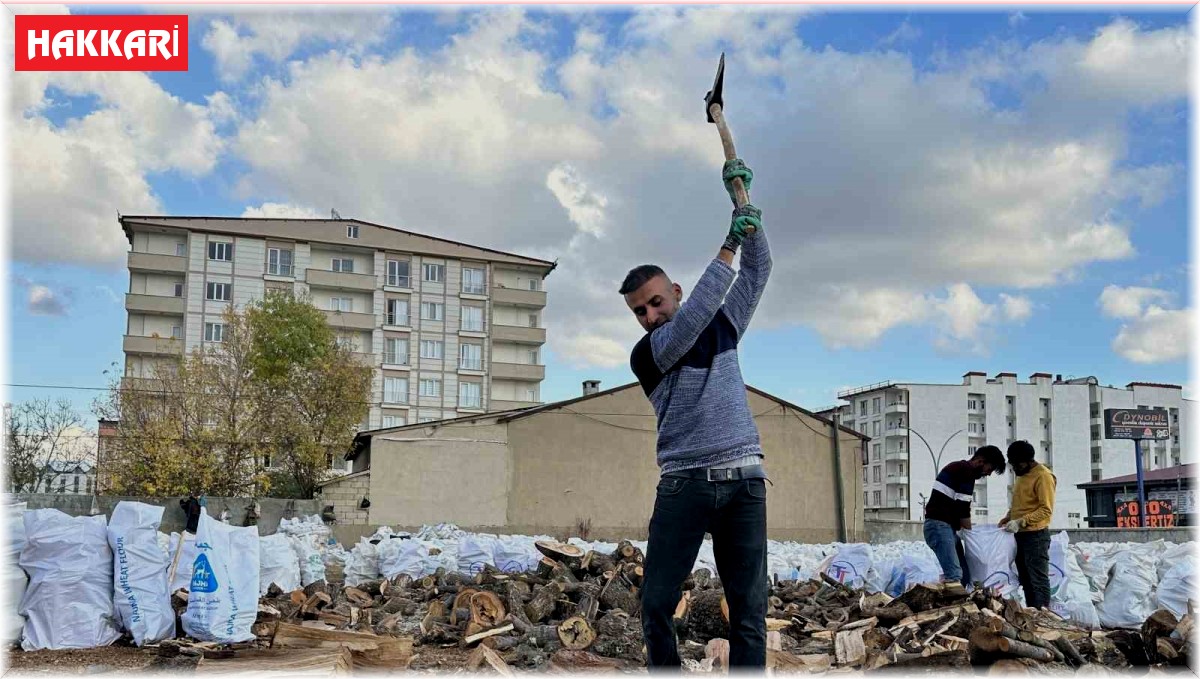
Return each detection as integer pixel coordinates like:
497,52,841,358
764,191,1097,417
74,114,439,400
665,465,767,482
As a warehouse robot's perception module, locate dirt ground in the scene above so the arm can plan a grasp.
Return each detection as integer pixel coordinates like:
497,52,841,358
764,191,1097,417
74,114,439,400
3,645,155,674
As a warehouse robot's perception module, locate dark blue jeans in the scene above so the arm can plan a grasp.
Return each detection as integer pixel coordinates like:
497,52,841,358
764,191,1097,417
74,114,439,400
641,475,768,669
1015,529,1051,608
923,519,969,586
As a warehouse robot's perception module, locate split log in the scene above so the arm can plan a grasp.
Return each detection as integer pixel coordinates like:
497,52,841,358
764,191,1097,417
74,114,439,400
585,552,617,578
1042,631,1086,667
561,581,602,598
534,540,585,570
266,583,285,599
502,581,531,627
300,591,333,617
466,644,515,676
985,616,1063,662
621,562,644,588
861,600,914,624
270,621,407,652
970,628,1055,662
509,616,561,647
288,590,306,607
470,590,508,628
576,593,600,623
535,557,561,580
590,612,644,663
354,579,383,596
557,616,596,650
419,621,460,645
378,597,418,617
342,587,375,608
525,581,564,623
598,573,639,615
420,600,448,635
692,568,713,590
452,589,479,624
613,540,637,561
464,623,514,647
687,590,729,642
835,628,866,665
302,580,330,598
705,638,730,671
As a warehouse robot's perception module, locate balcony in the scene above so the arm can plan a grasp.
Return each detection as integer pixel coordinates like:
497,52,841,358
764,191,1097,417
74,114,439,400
126,293,185,315
885,403,907,415
384,314,410,329
884,448,907,461
492,325,546,345
385,275,412,290
459,359,484,372
461,284,487,296
492,286,546,308
322,310,376,331
492,362,545,382
884,428,908,439
123,335,184,356
128,251,187,274
306,268,376,291
885,474,909,485
120,376,166,393
351,352,375,366
459,322,487,335
490,399,540,411
383,353,410,368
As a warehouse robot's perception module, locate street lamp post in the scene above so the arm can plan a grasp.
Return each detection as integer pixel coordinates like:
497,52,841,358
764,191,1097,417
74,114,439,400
909,427,965,472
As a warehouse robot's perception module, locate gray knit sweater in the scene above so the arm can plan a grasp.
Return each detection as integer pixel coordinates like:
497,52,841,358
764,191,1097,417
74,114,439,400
629,230,772,473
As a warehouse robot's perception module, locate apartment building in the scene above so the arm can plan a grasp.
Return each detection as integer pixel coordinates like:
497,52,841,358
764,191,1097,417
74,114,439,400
826,372,1195,529
119,216,555,450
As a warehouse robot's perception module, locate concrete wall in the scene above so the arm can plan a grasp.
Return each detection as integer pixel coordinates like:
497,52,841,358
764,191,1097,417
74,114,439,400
14,494,322,536
364,386,866,543
864,519,1194,545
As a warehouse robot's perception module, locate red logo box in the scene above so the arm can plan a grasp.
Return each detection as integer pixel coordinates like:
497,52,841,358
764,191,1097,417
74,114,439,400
15,14,188,71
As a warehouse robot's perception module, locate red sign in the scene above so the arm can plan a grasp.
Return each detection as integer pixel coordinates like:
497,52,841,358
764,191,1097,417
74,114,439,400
15,15,188,71
1115,499,1176,528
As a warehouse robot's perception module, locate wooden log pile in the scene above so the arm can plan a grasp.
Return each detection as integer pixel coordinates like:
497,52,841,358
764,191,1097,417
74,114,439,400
217,538,1193,673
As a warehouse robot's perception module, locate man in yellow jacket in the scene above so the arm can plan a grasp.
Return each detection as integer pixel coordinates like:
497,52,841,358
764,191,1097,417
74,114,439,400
998,440,1056,609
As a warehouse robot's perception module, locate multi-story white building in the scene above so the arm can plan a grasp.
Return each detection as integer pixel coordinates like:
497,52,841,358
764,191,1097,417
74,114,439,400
31,460,96,495
826,372,1195,530
119,216,555,465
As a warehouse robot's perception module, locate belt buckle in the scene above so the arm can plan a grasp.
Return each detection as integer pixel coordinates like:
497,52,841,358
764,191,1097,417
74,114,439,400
707,468,732,482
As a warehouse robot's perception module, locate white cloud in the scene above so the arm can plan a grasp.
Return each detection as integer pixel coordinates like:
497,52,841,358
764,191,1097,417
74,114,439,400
27,284,67,316
200,9,395,82
1099,285,1174,319
1009,12,1028,27
546,163,609,239
241,203,323,219
1000,294,1033,322
1112,306,1190,364
881,19,921,46
6,7,227,267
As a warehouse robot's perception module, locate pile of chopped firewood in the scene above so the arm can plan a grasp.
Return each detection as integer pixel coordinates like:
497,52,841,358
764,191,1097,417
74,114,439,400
182,538,1192,673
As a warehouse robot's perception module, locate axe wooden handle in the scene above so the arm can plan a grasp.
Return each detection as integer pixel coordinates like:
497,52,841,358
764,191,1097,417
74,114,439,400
708,102,754,232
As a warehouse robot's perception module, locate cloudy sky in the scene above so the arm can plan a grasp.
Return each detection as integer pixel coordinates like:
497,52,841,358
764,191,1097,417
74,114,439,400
5,4,1193,419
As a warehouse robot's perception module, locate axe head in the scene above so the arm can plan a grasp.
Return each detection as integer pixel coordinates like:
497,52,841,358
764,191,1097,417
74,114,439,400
704,52,725,123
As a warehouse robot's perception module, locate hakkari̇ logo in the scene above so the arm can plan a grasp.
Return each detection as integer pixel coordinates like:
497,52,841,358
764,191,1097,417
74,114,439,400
15,14,188,71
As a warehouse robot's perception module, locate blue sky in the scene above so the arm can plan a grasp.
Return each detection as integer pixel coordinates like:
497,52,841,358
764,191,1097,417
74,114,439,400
6,5,1192,423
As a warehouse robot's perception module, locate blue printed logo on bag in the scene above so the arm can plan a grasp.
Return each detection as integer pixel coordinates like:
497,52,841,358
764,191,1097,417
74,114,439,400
191,554,218,593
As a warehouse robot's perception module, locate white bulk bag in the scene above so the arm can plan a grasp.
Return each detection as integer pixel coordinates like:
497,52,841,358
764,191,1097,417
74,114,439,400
108,502,174,645
181,511,259,643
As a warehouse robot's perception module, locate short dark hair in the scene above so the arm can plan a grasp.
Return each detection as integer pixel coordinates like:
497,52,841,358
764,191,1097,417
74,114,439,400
1007,440,1036,465
619,264,667,295
973,445,1005,475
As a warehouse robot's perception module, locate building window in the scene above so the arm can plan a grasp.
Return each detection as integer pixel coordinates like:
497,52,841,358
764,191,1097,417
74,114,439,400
873,443,881,461
171,325,182,339
460,344,483,371
332,257,354,273
872,421,880,437
527,313,539,328
873,397,881,414
1091,468,1101,481
329,297,352,312
347,224,359,239
384,338,408,365
175,242,187,257
462,267,486,295
873,466,881,483
173,282,184,297
205,282,231,301
423,263,445,283
864,491,869,507
899,486,906,500
460,382,482,408
462,306,484,332
526,388,538,401
207,242,232,261
382,414,406,428
419,378,441,398
418,417,438,424
419,340,444,360
85,477,92,494
898,462,905,474
528,349,539,365
898,440,905,451
386,299,409,326
268,248,293,276
862,468,868,483
420,302,444,321
873,491,881,506
860,401,868,416
384,377,408,404
968,399,977,410
528,278,541,291
969,445,978,455
387,260,410,288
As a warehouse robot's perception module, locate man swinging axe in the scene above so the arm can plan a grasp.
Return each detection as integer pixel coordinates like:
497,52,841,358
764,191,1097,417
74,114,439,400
620,53,773,669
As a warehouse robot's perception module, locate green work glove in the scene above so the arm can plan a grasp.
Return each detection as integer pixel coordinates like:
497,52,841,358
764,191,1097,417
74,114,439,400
1003,518,1026,534
723,204,762,253
722,159,753,205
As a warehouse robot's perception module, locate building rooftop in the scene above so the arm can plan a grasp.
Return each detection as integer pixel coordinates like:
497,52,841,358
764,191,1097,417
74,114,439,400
1077,463,1196,489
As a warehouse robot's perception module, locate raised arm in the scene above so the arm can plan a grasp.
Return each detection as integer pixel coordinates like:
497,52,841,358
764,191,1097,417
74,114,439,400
649,258,736,371
721,228,772,338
